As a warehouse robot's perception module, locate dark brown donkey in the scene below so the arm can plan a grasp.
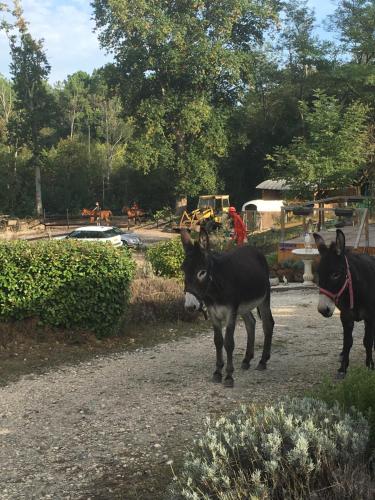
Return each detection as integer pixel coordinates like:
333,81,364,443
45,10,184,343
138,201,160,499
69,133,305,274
181,229,274,387
314,229,375,377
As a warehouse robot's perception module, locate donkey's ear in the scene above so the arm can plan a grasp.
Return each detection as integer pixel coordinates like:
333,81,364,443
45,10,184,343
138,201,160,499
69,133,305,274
313,233,327,255
181,229,193,251
336,229,346,256
198,228,210,252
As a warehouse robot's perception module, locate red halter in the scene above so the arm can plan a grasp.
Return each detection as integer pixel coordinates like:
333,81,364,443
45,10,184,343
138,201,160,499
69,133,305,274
319,256,354,310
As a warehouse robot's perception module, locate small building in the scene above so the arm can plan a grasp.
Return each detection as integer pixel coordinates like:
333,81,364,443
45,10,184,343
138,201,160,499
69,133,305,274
242,199,284,231
255,179,290,201
241,179,289,231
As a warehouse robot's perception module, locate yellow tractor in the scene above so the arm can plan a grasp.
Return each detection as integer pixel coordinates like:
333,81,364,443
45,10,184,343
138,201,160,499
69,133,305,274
178,195,230,232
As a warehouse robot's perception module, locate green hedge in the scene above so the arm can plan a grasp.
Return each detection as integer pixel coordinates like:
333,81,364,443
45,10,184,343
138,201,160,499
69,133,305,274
146,237,184,279
0,240,135,334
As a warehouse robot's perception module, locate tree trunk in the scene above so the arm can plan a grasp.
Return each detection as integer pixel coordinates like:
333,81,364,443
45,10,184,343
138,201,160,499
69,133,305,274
35,162,43,217
88,122,91,166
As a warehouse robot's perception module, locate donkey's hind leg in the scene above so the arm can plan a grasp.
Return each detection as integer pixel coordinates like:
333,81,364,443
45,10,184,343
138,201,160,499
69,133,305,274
241,312,256,370
257,296,274,370
338,311,354,377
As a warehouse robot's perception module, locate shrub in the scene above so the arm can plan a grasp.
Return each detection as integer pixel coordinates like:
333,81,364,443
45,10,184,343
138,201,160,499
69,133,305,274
170,398,370,499
128,277,195,323
310,367,375,448
279,258,304,270
0,240,135,335
208,229,236,252
247,226,302,254
266,252,278,267
146,237,184,279
153,206,175,222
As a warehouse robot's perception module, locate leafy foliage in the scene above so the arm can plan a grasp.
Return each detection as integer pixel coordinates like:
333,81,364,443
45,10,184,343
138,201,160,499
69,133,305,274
92,0,280,196
146,238,184,279
0,240,135,335
331,0,375,65
1,0,375,216
153,206,176,222
170,397,370,499
268,91,370,198
265,251,278,266
5,1,54,216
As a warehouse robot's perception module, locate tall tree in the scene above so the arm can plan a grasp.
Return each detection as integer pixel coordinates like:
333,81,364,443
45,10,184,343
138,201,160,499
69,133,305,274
279,0,331,99
92,0,280,198
0,75,14,144
267,91,370,198
59,71,91,139
95,94,133,205
5,0,52,216
330,0,375,65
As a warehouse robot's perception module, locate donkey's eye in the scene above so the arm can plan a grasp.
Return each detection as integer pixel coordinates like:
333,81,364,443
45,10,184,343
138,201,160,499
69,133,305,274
330,272,341,280
197,270,207,281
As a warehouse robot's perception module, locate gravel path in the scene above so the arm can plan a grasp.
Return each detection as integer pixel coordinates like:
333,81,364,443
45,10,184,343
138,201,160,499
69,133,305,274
0,290,366,499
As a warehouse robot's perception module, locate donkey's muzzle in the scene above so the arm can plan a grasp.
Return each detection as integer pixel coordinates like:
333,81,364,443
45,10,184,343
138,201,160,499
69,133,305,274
184,292,201,312
318,294,335,317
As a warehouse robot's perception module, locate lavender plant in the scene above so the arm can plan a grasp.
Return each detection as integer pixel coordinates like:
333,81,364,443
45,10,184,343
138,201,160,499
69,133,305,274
170,398,370,499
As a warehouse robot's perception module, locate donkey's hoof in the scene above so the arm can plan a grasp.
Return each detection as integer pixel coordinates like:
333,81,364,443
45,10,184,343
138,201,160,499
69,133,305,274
241,361,250,370
336,371,346,380
212,372,222,383
256,361,267,371
223,377,234,388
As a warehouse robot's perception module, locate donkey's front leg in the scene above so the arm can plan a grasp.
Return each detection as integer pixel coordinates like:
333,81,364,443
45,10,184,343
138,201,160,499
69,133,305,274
223,312,237,387
338,311,354,377
212,324,224,383
364,320,374,370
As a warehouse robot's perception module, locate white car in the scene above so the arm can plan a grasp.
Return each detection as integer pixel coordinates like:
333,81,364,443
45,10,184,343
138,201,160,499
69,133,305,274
57,226,122,247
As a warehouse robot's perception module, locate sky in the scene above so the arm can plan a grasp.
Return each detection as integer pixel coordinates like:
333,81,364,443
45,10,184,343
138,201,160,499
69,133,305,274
0,0,338,84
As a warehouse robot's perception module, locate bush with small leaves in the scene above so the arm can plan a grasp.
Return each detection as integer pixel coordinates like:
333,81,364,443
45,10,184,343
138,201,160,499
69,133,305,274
311,367,375,449
153,206,175,222
146,237,184,279
0,240,135,335
266,252,278,267
169,398,370,499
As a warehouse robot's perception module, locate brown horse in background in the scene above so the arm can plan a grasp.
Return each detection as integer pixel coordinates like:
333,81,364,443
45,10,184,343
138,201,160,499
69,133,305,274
81,208,112,224
121,206,147,224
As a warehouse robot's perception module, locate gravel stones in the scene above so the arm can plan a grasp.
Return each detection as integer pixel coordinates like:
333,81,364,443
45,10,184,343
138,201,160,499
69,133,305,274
0,290,365,499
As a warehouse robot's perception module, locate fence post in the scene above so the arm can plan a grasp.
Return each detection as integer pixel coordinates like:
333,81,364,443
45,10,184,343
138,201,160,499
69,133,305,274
354,208,368,249
43,208,46,225
66,209,70,229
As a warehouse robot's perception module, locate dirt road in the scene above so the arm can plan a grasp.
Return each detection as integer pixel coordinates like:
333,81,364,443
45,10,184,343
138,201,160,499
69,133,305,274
0,290,366,499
